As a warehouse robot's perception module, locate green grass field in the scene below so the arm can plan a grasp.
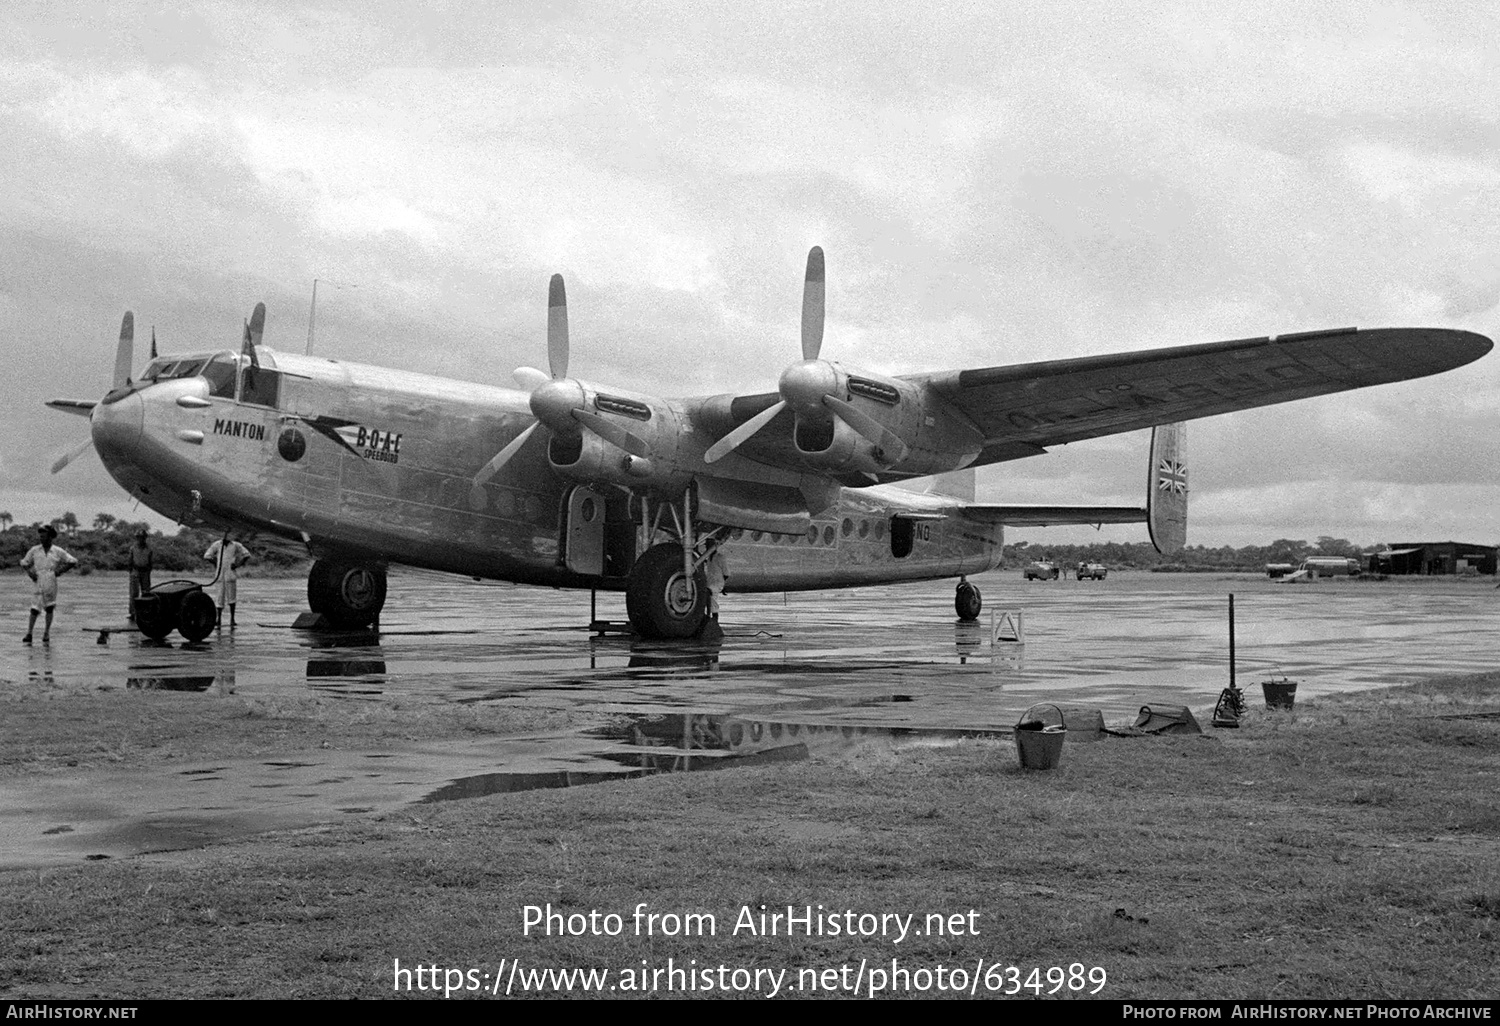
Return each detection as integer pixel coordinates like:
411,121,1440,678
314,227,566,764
2,673,1497,999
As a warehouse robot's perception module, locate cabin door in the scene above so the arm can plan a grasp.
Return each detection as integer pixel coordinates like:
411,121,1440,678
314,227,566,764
564,486,607,575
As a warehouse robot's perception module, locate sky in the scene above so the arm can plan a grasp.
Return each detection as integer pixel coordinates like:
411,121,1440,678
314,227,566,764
2,1,1497,549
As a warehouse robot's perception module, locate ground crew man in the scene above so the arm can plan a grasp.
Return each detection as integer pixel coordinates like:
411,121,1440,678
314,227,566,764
21,525,78,644
204,531,251,628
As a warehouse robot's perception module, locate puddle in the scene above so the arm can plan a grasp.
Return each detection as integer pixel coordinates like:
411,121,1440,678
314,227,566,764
0,711,994,868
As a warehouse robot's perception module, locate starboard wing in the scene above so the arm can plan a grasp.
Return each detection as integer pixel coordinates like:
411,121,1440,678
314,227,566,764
913,327,1491,467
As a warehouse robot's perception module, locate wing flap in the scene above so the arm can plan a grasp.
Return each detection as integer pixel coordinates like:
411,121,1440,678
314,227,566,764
958,505,1147,526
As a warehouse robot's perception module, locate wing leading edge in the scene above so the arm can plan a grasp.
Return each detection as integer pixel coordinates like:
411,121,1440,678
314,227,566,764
916,326,1492,467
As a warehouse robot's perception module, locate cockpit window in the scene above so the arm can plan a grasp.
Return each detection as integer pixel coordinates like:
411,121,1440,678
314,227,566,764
204,354,237,398
141,357,210,382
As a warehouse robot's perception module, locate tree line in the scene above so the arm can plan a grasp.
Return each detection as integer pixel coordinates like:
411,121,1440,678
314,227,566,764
0,513,305,573
1006,535,1375,572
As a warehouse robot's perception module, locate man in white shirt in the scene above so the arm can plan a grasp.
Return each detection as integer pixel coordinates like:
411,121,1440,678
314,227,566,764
21,525,78,644
203,531,251,628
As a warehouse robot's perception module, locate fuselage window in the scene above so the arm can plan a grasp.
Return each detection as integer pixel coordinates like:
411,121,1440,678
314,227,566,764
822,525,835,546
858,520,869,538
841,518,854,537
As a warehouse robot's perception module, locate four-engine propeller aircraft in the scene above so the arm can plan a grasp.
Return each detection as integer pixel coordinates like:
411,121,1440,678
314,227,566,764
46,249,1491,639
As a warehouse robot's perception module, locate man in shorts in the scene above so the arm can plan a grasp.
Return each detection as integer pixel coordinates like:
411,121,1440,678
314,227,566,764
203,531,251,628
127,527,154,622
21,525,78,644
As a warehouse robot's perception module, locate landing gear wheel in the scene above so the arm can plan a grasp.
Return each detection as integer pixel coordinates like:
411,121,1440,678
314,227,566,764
955,581,982,621
308,559,388,629
177,590,219,642
626,543,708,640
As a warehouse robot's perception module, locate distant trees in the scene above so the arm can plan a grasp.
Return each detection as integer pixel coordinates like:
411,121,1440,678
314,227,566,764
0,512,11,532
93,512,117,531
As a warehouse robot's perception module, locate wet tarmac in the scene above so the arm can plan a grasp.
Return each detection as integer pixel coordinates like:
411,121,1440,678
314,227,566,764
2,569,1496,866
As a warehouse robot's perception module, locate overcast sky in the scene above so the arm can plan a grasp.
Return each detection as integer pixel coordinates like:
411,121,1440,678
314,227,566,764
2,1,1497,549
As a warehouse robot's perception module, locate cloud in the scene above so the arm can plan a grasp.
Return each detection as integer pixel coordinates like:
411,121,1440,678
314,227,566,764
0,1,1495,545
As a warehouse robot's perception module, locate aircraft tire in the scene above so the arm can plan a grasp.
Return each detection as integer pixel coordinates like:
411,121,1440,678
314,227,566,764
308,559,387,629
626,543,708,639
955,581,982,621
178,590,219,643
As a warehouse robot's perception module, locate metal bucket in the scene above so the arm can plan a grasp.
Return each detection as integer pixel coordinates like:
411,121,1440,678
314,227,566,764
1015,703,1067,770
1262,679,1298,711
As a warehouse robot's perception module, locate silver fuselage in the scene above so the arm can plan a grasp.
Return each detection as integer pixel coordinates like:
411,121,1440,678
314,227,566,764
89,347,1002,592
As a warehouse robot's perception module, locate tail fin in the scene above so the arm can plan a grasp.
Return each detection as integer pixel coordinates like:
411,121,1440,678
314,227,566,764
1147,423,1187,554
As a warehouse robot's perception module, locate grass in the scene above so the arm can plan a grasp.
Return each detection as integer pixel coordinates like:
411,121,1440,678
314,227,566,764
1,673,1497,999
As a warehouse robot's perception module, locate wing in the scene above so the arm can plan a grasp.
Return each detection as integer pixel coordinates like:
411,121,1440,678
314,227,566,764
913,327,1491,466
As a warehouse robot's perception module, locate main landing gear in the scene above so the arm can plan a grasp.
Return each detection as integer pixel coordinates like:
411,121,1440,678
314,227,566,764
626,543,708,639
625,491,721,640
307,558,388,629
955,577,982,621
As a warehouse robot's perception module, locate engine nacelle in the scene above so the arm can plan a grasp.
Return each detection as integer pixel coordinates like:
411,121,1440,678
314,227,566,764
547,394,690,493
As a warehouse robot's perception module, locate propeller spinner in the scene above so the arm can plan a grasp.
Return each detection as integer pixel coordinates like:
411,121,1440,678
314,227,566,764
470,275,653,502
704,247,909,465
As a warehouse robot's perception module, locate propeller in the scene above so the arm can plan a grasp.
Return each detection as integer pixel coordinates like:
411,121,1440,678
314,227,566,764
704,247,909,465
53,311,135,474
51,437,94,475
470,274,653,499
112,311,134,391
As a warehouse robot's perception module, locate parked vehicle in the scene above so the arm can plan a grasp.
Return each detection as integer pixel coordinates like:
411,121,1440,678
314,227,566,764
1300,557,1361,577
1076,562,1108,580
1023,560,1060,581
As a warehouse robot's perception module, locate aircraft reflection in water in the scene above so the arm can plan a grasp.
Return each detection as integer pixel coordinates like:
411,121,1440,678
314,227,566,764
48,249,1491,639
420,712,939,803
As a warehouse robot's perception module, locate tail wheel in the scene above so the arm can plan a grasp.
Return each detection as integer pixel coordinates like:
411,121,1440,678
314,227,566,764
308,559,387,629
177,590,219,642
955,581,982,621
626,543,707,639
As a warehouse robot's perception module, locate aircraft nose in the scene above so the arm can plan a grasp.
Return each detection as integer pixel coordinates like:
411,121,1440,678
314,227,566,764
91,389,144,460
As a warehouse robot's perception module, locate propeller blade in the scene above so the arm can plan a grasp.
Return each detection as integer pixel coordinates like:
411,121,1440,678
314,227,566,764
704,399,788,464
150,326,157,360
46,399,97,417
571,408,651,458
547,274,569,379
248,302,266,348
801,246,824,361
513,366,549,391
113,312,134,390
823,394,910,464
472,421,539,493
51,437,94,475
